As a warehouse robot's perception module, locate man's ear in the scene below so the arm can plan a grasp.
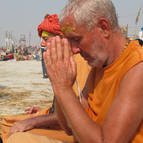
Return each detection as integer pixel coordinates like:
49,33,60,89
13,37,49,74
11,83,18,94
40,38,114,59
96,18,111,38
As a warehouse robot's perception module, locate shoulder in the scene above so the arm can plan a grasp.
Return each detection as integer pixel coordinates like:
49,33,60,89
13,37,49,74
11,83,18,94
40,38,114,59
118,61,143,105
103,62,143,142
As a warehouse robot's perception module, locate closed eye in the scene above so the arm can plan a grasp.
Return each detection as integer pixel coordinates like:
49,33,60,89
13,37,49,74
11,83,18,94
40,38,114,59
42,37,49,42
68,36,82,43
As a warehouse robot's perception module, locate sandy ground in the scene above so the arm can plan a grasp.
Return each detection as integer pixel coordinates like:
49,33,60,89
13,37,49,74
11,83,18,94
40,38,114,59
0,60,54,134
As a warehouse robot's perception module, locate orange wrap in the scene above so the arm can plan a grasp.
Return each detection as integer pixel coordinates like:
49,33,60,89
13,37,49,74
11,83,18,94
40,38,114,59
86,40,143,142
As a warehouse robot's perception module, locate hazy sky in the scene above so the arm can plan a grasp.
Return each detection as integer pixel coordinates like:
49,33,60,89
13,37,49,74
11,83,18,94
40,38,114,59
0,0,143,46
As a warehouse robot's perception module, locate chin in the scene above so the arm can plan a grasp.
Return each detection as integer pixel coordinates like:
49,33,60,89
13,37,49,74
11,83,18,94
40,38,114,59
88,61,103,68
87,61,96,67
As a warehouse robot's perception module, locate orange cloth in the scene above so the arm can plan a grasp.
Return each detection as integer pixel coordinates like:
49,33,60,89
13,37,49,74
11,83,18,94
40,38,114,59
2,109,73,143
6,132,65,143
1,54,90,143
38,14,63,37
73,54,91,96
86,40,143,142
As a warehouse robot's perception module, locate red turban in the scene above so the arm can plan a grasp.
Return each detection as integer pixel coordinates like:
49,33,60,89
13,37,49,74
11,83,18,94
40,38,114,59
38,14,63,37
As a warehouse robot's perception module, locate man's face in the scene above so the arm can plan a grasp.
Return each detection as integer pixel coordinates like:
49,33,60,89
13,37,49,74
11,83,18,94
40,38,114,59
40,36,49,47
61,16,108,67
40,32,55,47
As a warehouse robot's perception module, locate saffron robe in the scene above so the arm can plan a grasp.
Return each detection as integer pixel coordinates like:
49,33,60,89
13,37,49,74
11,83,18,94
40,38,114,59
86,40,143,142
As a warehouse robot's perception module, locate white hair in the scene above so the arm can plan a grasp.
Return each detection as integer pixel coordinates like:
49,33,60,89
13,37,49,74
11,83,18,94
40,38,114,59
60,0,119,30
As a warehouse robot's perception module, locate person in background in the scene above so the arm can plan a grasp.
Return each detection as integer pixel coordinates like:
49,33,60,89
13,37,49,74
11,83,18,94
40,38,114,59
40,14,51,78
0,138,2,143
1,14,90,143
138,26,143,46
41,46,48,78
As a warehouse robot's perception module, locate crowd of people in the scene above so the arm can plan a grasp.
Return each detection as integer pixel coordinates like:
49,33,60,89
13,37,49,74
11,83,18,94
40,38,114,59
0,45,41,61
1,0,143,143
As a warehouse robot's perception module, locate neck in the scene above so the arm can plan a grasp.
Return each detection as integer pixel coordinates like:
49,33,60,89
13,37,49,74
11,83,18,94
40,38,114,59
107,29,126,65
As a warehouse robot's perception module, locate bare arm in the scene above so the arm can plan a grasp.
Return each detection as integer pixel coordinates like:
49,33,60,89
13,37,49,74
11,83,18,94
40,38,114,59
28,112,59,129
24,106,41,114
55,98,73,135
9,112,60,136
52,62,143,143
102,62,143,143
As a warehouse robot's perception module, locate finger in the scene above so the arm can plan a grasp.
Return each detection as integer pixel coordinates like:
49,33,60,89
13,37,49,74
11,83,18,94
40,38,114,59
43,42,51,62
26,107,33,114
24,107,30,112
44,49,51,75
45,38,52,50
51,37,57,63
24,107,32,114
63,38,70,61
70,56,77,76
56,36,63,61
33,106,41,112
44,43,51,68
30,107,35,114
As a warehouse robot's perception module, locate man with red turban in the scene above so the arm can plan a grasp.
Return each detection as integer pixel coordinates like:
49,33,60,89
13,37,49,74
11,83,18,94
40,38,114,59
38,14,63,37
1,14,90,143
38,14,63,78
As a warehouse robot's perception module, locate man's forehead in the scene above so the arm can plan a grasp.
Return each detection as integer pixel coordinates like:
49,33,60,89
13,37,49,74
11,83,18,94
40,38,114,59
60,15,81,37
61,16,76,29
60,15,88,38
60,14,75,25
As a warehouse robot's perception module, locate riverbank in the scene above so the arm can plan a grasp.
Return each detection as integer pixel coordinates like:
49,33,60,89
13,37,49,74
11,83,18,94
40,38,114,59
0,60,54,134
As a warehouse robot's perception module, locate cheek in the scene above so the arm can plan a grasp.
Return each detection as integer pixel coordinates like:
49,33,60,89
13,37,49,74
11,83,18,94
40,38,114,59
79,40,91,54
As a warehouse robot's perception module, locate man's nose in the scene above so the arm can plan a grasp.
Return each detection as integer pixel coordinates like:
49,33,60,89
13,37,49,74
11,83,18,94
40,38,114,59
40,40,46,47
71,47,80,54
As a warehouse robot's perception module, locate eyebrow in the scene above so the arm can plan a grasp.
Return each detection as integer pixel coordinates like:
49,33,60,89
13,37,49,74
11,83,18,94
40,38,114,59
61,25,76,34
66,35,82,41
63,31,81,38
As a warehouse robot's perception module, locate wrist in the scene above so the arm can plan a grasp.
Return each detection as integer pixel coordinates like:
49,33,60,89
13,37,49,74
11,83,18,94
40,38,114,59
28,118,38,128
53,86,77,106
53,85,73,95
